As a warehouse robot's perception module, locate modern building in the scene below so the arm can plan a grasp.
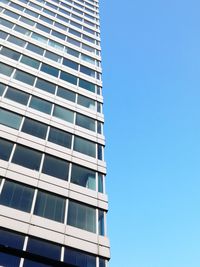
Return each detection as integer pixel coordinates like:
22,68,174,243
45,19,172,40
0,0,110,266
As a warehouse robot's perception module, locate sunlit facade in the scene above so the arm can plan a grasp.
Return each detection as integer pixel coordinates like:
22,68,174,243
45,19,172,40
0,0,110,266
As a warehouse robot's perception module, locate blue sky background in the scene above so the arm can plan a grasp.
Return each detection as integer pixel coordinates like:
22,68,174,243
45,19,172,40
100,0,200,266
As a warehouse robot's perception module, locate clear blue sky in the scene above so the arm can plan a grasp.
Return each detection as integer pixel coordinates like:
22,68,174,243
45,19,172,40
100,0,200,266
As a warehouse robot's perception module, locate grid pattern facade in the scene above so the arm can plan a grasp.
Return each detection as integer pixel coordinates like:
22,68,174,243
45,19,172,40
0,0,110,266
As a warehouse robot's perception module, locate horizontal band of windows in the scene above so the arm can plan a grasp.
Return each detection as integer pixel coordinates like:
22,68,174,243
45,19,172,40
0,227,107,267
0,179,105,235
0,137,104,193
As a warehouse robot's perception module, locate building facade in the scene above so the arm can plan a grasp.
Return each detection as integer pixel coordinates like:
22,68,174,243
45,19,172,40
0,0,110,266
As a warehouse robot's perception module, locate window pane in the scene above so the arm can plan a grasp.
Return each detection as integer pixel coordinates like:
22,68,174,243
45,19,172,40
99,258,106,267
42,154,69,180
0,228,25,249
22,118,48,139
74,136,96,158
23,259,52,267
67,201,96,233
0,83,6,96
26,237,61,260
76,114,95,131
79,79,95,93
7,35,26,47
13,70,35,86
77,95,95,110
40,63,59,77
60,71,77,85
45,51,62,63
0,108,22,129
26,43,44,55
14,25,31,36
0,180,34,212
53,105,74,123
98,210,105,236
64,247,96,267
35,78,56,94
98,174,104,193
20,55,40,69
63,58,78,70
0,30,8,39
5,87,29,105
0,47,21,61
56,86,76,102
71,164,96,190
0,138,13,161
80,65,95,78
29,97,52,114
48,127,72,148
34,191,65,222
0,63,14,76
0,252,21,267
12,145,42,171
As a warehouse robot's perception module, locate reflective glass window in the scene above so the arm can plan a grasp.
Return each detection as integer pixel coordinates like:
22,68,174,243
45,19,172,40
0,108,22,129
3,9,19,19
26,237,61,260
99,258,106,267
0,18,14,29
0,83,6,96
98,174,104,193
0,228,25,249
0,180,34,212
22,118,48,139
13,70,35,86
68,28,81,37
80,65,95,78
64,247,96,267
67,201,96,233
60,71,77,85
76,114,95,131
14,25,31,36
7,35,26,47
63,58,78,70
0,138,13,161
20,55,40,69
0,30,8,39
23,259,52,267
79,79,95,93
45,51,62,63
42,154,69,180
0,63,14,77
77,95,95,110
40,63,59,77
0,47,20,60
74,136,96,158
24,8,39,18
32,33,48,44
5,87,29,105
26,43,44,55
36,23,51,33
98,210,104,236
20,16,35,26
52,30,66,40
35,78,56,94
29,97,52,114
48,127,72,148
71,164,96,190
67,37,80,47
34,190,65,222
0,253,21,267
56,86,76,102
98,145,103,160
12,145,42,171
53,105,74,123
67,47,79,57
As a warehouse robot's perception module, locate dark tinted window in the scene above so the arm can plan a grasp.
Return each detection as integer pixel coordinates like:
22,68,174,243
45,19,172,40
0,138,13,161
5,87,29,105
29,97,52,114
64,247,96,267
0,228,25,249
48,127,72,148
71,164,96,190
35,78,56,94
0,108,22,129
0,253,21,267
40,63,59,77
76,114,95,131
56,87,76,102
22,118,48,139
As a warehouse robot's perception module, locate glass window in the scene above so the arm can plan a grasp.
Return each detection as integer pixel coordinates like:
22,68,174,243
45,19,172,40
12,145,42,171
79,79,95,93
67,201,96,233
0,180,34,212
99,258,106,267
0,83,6,96
5,87,29,105
0,228,25,249
29,97,52,114
60,71,77,85
77,95,95,110
42,154,69,180
34,190,65,222
13,70,35,86
0,18,14,29
7,35,26,47
48,40,64,51
97,121,102,134
67,37,80,47
20,55,40,69
76,114,95,131
26,237,61,261
74,136,96,158
83,35,95,44
53,105,74,123
0,138,13,161
70,20,82,29
23,259,52,267
67,47,79,58
80,65,95,78
40,63,59,77
52,30,66,40
81,54,95,65
24,8,39,18
98,145,103,160
63,58,78,70
36,23,51,33
82,43,95,53
0,63,14,77
22,118,48,139
0,47,20,61
26,43,44,55
3,9,19,19
45,51,62,63
98,174,104,193
14,25,31,36
28,2,42,10
35,78,56,94
32,33,48,44
71,164,96,190
20,16,35,26
0,108,22,129
98,210,105,236
42,8,55,17
0,253,21,267
54,21,67,31
68,28,81,37
48,127,72,148
56,86,76,102
64,247,96,267
0,30,8,39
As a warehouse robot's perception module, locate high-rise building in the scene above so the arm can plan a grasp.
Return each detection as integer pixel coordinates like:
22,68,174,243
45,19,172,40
0,0,110,266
